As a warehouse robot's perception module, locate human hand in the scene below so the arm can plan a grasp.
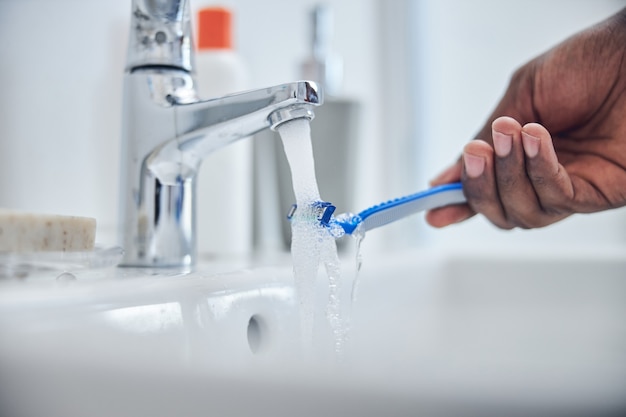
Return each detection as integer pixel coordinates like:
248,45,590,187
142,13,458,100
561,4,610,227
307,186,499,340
426,8,626,229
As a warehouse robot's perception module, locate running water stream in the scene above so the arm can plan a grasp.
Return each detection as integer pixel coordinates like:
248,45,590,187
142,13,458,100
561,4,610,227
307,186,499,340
277,119,348,357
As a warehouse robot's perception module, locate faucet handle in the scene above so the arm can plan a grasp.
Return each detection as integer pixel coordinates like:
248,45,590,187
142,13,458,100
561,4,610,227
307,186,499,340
126,0,194,72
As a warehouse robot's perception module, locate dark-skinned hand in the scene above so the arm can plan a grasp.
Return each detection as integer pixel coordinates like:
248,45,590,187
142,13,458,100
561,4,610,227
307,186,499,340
426,8,626,230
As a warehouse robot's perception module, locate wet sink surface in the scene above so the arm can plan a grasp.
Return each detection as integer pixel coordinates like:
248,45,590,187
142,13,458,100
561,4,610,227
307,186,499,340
1,247,625,416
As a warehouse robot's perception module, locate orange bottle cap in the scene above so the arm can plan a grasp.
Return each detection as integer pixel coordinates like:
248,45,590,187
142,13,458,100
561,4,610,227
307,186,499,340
197,7,232,50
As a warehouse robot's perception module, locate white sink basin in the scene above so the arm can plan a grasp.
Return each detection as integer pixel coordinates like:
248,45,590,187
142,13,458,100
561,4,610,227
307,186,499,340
1,247,625,416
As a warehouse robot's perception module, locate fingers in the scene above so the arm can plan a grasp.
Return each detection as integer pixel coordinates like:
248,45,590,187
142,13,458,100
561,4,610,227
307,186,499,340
461,139,513,229
427,116,575,229
462,117,573,228
492,117,540,223
521,123,574,210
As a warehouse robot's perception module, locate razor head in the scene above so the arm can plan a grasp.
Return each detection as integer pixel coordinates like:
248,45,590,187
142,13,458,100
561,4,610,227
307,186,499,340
286,201,361,237
286,201,336,225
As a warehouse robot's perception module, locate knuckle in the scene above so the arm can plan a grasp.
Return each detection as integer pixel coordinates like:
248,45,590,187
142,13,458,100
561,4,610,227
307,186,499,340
504,212,535,229
542,205,570,217
505,208,569,229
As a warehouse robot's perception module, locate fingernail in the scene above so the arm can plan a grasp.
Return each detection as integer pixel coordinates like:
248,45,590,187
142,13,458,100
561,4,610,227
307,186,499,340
463,153,485,178
492,130,513,157
521,131,540,158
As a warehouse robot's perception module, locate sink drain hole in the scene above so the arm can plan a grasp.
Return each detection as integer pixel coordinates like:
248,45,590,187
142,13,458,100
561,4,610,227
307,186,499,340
247,315,267,354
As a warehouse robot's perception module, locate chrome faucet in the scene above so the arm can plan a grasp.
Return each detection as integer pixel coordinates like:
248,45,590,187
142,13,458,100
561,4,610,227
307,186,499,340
119,0,323,268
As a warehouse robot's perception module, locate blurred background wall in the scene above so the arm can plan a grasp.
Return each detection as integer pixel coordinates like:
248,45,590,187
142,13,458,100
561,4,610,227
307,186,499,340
0,0,624,252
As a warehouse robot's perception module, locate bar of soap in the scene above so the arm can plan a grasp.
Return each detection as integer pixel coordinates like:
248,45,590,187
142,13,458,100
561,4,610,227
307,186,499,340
0,210,96,252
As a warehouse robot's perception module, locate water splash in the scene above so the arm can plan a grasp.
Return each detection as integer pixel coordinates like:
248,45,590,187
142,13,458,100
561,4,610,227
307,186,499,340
350,224,366,304
277,119,348,358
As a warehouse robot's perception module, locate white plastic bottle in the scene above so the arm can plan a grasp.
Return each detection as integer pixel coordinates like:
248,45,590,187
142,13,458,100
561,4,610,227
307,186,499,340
195,7,252,257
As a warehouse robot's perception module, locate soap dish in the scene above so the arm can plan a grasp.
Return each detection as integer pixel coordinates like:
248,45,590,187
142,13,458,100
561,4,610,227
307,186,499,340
0,245,124,280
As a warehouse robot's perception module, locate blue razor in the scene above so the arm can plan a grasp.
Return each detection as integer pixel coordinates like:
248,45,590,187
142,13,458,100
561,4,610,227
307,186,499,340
288,182,466,236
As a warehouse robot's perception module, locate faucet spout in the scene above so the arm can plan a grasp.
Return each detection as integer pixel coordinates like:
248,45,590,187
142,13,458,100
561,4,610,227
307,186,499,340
162,79,321,178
